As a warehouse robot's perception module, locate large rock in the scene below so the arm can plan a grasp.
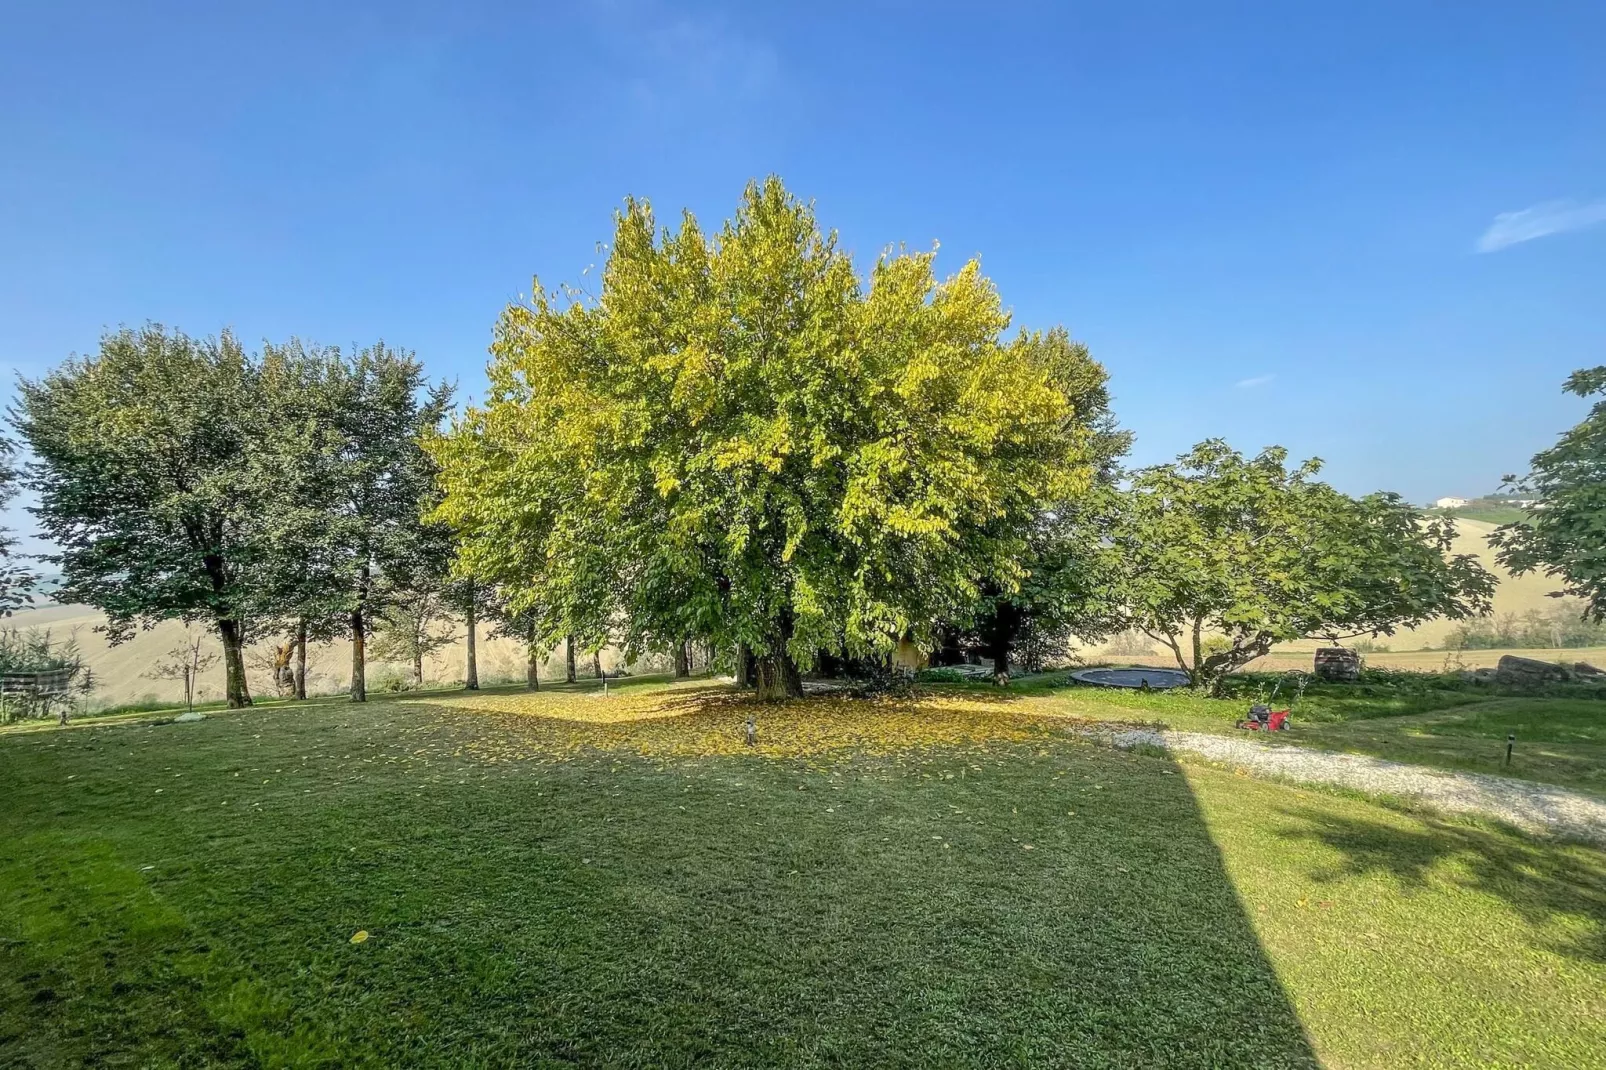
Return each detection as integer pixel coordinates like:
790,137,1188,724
1495,655,1572,685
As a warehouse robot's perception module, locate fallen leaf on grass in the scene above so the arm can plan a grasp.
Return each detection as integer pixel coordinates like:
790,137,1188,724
350,930,369,944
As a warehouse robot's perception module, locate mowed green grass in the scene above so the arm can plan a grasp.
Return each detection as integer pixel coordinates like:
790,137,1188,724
1264,698,1606,797
981,672,1606,796
3,684,1605,1068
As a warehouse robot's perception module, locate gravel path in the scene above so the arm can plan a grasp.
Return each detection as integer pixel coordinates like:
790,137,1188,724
1076,725,1606,845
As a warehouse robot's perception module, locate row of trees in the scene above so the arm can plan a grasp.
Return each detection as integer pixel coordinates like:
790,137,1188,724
6,329,681,707
426,179,1498,695
11,331,459,706
20,178,1582,701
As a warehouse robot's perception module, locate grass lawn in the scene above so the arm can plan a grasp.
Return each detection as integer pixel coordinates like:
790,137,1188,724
962,671,1606,797
3,680,1604,1068
1261,698,1606,797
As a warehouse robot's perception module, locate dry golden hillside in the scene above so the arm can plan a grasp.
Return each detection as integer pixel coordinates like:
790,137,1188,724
3,602,642,709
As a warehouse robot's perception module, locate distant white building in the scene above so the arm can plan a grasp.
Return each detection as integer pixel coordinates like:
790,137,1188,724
1434,496,1469,510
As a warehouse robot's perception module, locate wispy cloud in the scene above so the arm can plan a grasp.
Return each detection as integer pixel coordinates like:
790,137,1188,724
1476,198,1606,253
1235,375,1274,390
590,1,779,114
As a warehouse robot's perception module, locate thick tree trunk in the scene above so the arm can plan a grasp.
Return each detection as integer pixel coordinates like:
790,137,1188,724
350,606,367,702
411,653,423,689
991,645,1009,684
202,550,250,708
592,650,603,680
217,617,252,709
464,593,479,690
990,601,1021,686
526,620,540,691
351,560,371,702
734,642,752,687
565,635,576,683
674,640,690,678
294,618,308,700
753,649,804,700
754,620,804,701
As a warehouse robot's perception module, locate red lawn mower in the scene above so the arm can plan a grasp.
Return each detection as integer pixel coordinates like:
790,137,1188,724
1236,671,1307,732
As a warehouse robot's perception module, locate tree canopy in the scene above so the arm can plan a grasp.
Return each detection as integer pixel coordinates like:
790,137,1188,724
1492,366,1606,620
13,326,268,705
945,328,1130,681
1110,440,1495,692
257,342,451,701
13,326,449,706
429,178,1110,697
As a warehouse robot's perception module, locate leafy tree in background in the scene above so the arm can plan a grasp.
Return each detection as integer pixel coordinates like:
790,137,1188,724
370,581,457,689
1110,440,1495,693
966,491,1127,680
262,343,452,702
0,437,37,617
12,326,268,706
429,179,1107,698
144,630,219,714
1492,366,1606,619
481,592,544,691
249,339,351,700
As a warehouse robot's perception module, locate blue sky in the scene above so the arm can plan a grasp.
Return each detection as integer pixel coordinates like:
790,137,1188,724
3,1,1604,551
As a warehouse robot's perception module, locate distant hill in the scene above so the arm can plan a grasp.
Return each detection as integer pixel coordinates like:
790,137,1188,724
1427,496,1533,526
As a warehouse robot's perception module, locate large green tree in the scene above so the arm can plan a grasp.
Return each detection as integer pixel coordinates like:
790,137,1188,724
1110,440,1495,693
1491,367,1606,618
259,343,451,702
429,179,1106,698
12,326,267,705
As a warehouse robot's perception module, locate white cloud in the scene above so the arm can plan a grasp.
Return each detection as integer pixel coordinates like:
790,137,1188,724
1235,375,1274,389
1476,198,1606,253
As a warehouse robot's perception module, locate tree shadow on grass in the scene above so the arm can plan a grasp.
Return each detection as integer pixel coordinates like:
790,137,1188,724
170,749,1322,1063
2,701,1324,1066
1274,805,1606,965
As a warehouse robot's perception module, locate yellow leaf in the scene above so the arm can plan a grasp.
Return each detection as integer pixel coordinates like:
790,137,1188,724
350,930,369,944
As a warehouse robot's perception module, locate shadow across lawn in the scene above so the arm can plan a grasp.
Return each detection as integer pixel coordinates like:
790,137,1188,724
0,696,1321,1067
1275,805,1606,965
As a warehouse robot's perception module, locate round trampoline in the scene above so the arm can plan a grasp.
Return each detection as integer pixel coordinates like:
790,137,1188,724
1070,667,1191,690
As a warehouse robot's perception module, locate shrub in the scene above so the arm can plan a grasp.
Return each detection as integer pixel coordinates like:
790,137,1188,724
368,667,415,694
1443,604,1606,650
0,628,92,723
